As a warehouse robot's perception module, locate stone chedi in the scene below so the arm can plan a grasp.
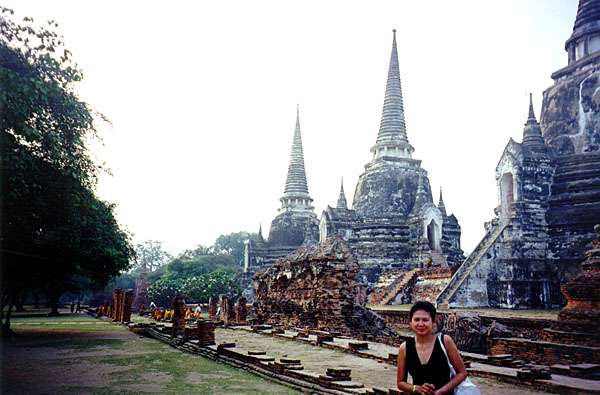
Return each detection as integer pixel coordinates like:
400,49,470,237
320,30,463,286
253,236,393,337
241,107,319,300
438,0,600,309
242,31,463,300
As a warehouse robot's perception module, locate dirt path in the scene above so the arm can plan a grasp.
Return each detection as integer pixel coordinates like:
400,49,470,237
216,328,552,394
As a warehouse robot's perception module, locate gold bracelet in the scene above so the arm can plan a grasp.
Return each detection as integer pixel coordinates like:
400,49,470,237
412,384,416,393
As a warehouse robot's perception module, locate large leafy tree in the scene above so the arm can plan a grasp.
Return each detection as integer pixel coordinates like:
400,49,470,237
134,240,173,272
213,231,257,265
1,7,134,333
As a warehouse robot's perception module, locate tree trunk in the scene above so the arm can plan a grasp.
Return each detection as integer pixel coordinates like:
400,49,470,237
48,293,61,316
2,301,15,337
15,292,26,312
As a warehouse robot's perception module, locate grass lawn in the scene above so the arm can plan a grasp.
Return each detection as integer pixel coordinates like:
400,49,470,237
2,309,300,394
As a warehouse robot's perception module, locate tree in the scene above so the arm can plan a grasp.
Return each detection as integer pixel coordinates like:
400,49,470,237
1,8,134,334
177,244,213,260
134,240,173,272
182,272,241,304
213,231,257,266
146,278,183,308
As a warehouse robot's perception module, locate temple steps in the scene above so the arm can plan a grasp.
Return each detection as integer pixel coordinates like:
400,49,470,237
377,269,420,306
436,223,508,308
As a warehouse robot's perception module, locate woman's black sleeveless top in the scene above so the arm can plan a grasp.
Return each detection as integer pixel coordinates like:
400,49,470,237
406,336,453,395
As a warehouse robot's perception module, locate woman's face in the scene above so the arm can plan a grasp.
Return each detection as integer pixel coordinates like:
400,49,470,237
410,309,434,336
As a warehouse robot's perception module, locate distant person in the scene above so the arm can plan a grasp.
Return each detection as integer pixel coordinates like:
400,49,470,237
194,305,202,315
70,301,75,313
76,301,81,313
396,301,471,395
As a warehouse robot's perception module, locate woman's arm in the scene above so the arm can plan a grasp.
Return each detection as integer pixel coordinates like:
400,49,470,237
397,342,436,395
435,335,468,395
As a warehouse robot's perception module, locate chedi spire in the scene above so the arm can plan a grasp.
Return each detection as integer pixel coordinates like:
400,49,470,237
522,94,547,153
279,105,314,213
370,29,415,161
337,178,348,209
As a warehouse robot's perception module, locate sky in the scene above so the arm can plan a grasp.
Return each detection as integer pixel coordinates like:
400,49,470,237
3,0,579,256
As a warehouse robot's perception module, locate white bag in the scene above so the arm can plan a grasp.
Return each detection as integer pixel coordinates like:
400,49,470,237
438,334,481,395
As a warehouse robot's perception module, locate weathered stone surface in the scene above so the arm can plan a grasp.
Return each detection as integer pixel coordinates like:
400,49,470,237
440,311,487,353
253,236,393,337
486,321,512,340
541,57,600,155
370,266,455,305
556,224,600,335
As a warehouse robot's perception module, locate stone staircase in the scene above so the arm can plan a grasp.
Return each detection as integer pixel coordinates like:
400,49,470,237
378,269,420,306
436,223,508,308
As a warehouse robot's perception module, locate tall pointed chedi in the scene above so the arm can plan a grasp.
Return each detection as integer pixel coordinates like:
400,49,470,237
268,105,318,246
337,178,348,209
279,105,314,213
242,106,319,302
371,29,414,161
319,29,465,285
353,29,433,219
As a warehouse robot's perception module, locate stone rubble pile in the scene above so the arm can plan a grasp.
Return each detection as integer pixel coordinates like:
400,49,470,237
253,236,394,337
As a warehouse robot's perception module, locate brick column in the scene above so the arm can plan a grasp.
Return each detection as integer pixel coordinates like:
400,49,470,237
208,297,217,319
218,294,227,322
235,297,247,323
112,289,121,320
122,290,133,322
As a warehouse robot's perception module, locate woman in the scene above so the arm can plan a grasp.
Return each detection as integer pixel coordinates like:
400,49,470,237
397,301,467,395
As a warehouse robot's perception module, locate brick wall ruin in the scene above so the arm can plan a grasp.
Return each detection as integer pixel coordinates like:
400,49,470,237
111,289,133,323
253,237,393,337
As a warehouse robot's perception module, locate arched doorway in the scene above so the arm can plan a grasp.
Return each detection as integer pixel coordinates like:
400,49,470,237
427,219,440,252
500,172,514,222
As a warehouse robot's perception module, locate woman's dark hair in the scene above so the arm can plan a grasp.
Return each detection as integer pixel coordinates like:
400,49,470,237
409,301,436,320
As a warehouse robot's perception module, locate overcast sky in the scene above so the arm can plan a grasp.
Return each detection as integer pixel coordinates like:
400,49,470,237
4,0,579,256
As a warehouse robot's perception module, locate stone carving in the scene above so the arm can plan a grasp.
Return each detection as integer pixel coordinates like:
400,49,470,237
253,236,393,337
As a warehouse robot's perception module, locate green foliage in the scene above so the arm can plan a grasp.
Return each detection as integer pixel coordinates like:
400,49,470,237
0,7,134,325
146,272,240,307
181,272,241,303
146,278,183,308
213,231,257,265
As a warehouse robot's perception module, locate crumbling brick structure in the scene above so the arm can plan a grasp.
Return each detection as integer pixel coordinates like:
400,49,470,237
111,289,133,323
208,297,217,319
235,297,247,323
219,294,235,325
253,236,393,337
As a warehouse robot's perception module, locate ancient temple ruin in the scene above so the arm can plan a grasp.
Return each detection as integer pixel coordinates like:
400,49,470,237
243,30,463,299
437,0,600,309
253,236,393,337
240,107,319,300
321,31,463,285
